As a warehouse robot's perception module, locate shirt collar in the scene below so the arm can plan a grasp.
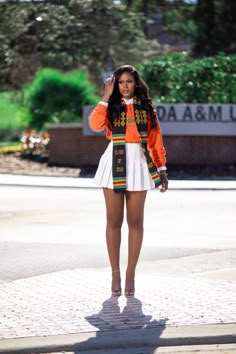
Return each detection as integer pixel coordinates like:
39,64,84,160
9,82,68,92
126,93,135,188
123,98,133,104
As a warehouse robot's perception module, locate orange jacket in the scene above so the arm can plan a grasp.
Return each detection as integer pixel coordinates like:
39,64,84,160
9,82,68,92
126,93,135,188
89,102,166,169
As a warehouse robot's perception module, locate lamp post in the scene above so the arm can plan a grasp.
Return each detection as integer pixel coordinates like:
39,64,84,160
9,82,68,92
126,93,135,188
33,16,42,74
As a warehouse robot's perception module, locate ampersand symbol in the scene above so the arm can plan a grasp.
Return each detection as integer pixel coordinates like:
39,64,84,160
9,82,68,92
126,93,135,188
195,105,206,120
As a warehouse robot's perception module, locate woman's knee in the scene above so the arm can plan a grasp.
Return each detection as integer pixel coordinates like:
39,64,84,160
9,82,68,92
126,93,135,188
107,214,124,229
127,215,143,229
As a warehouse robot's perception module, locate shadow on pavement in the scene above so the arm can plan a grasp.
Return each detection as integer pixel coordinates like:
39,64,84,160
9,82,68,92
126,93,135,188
71,295,168,353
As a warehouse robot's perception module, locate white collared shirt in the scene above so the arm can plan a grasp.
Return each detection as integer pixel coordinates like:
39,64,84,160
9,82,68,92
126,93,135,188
99,97,134,106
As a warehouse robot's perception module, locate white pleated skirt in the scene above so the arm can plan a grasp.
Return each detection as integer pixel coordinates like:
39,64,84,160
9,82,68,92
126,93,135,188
94,142,155,191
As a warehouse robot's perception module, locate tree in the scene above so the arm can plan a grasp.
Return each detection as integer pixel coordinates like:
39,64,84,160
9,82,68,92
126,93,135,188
192,0,236,56
164,3,196,43
220,0,236,54
122,0,196,43
192,0,222,57
122,0,163,37
163,0,236,57
0,0,160,89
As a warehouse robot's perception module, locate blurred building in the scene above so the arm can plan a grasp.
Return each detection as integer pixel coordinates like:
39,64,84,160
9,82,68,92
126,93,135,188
148,10,191,51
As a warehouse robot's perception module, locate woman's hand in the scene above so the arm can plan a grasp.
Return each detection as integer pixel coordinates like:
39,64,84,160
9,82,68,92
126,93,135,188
159,171,168,193
102,75,115,102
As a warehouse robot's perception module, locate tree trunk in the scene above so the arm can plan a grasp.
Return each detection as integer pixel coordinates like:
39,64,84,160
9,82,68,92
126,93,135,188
192,0,218,56
126,0,134,6
193,0,236,56
143,0,148,37
222,0,236,53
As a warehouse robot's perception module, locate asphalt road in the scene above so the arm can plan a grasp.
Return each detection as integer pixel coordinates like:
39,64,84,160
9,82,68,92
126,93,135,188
0,185,235,282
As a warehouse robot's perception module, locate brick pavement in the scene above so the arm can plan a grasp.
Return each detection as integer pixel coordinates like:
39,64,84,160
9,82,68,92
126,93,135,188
0,268,235,340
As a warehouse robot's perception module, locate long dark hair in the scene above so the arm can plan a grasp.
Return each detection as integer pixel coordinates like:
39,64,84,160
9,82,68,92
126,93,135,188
108,65,157,129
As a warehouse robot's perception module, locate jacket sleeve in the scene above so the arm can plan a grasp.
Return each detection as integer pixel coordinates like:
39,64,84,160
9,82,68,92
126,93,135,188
89,103,109,131
147,118,167,169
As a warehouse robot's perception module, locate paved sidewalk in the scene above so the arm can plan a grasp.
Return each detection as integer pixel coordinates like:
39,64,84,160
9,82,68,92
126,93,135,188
0,267,235,353
0,174,235,353
0,173,236,189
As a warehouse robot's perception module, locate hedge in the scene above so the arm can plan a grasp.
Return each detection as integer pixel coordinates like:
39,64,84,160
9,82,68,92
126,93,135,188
138,52,236,103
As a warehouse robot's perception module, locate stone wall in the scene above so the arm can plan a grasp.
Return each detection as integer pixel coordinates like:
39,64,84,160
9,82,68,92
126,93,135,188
48,124,108,167
163,135,236,164
48,124,236,167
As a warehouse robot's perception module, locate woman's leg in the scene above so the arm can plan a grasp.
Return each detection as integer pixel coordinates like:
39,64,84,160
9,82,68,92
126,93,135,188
125,190,147,294
103,188,125,293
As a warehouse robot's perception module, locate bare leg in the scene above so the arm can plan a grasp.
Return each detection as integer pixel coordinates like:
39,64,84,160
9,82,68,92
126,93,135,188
125,190,147,295
103,188,124,294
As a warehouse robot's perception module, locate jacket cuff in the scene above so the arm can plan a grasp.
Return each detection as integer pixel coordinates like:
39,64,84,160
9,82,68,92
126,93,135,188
157,166,167,172
99,101,108,107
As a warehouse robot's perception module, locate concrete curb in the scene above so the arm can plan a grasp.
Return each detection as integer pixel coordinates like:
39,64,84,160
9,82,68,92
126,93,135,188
0,323,235,353
0,174,236,190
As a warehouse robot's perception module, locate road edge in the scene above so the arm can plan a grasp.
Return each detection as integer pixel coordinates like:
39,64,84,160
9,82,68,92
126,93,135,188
0,323,235,353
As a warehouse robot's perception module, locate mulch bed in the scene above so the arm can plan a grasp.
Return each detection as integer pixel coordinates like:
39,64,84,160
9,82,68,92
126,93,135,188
0,153,235,180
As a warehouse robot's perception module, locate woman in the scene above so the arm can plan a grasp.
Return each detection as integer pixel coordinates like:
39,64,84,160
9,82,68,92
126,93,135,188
89,65,168,296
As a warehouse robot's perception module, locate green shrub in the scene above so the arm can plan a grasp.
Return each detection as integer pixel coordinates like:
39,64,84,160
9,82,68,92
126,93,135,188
24,69,99,130
0,91,26,142
138,53,236,103
138,52,188,99
0,141,22,148
0,91,23,131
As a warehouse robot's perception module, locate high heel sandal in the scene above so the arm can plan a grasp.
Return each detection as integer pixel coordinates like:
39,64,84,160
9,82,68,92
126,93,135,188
111,270,122,296
125,289,135,296
124,283,135,297
125,272,135,297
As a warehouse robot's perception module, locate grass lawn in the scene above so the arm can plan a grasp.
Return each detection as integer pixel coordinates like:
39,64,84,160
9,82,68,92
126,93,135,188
0,91,23,131
0,141,22,147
